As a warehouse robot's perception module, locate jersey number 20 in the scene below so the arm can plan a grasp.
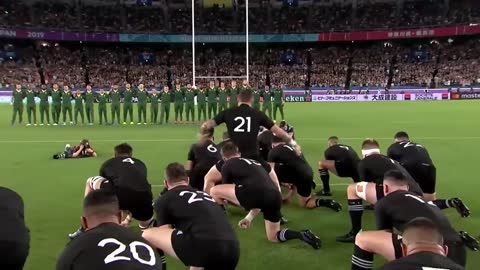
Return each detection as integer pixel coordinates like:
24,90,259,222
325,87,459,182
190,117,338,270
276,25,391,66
98,238,156,266
234,116,251,132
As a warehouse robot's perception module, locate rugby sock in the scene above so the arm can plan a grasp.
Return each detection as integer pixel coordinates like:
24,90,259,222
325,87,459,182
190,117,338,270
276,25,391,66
276,228,302,242
315,199,331,207
348,199,363,233
432,199,453,209
351,244,373,270
319,169,330,192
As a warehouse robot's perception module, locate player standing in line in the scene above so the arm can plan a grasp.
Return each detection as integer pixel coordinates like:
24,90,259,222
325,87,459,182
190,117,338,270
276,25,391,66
387,131,469,217
57,190,164,270
185,128,221,190
25,84,37,126
228,80,238,108
150,88,160,124
336,139,424,243
262,85,273,119
51,83,62,125
143,163,239,270
159,85,171,124
84,84,95,125
38,84,50,126
74,90,85,125
272,85,284,120
61,85,73,125
196,85,207,122
207,80,218,119
69,143,154,238
218,81,228,112
206,142,321,249
318,136,361,196
269,135,342,211
350,170,468,270
123,83,134,124
110,86,121,125
252,87,261,111
184,84,195,123
173,84,184,124
11,84,25,126
379,218,464,270
97,89,108,125
136,84,148,125
0,187,30,270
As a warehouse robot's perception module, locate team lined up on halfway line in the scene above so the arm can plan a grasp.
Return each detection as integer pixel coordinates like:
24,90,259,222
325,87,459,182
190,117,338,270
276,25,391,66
2,88,478,270
9,80,286,126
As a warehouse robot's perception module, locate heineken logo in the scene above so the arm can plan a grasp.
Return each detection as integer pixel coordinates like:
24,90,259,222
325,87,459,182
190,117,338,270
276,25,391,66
285,94,312,102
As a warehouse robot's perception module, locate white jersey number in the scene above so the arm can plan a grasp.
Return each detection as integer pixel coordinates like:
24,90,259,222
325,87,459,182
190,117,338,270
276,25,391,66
122,158,135,164
402,142,424,149
180,191,216,204
98,238,156,266
233,116,252,132
240,158,261,166
207,144,218,153
404,194,436,207
339,145,350,150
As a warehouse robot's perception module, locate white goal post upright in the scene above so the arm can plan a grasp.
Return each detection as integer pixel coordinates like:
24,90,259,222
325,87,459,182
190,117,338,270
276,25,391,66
191,0,249,86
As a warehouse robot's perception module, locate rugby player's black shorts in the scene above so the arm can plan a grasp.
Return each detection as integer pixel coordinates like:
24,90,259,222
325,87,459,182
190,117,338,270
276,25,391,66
0,239,29,270
275,164,313,198
235,184,282,223
335,160,360,182
403,163,436,194
172,231,240,270
100,181,153,221
392,233,466,267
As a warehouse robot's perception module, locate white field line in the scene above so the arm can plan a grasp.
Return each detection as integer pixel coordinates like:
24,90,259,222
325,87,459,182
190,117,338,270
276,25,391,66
0,136,479,144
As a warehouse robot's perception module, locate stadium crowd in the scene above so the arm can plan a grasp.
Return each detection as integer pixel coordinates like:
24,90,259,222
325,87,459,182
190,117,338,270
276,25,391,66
0,0,479,34
1,39,479,89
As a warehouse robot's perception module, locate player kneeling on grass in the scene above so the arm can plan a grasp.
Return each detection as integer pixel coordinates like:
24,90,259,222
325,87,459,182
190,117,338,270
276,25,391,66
378,217,464,270
317,136,361,196
57,190,165,270
269,135,342,211
53,139,97,159
69,143,154,239
142,163,239,270
350,170,476,270
204,142,322,249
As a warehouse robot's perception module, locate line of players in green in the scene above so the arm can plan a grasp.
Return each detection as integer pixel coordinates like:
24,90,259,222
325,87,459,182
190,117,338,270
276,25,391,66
10,80,286,126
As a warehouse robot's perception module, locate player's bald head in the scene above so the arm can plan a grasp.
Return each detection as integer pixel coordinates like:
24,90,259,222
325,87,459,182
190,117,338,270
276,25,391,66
221,142,240,159
83,190,120,220
165,162,188,185
238,89,253,103
394,131,410,142
402,217,444,246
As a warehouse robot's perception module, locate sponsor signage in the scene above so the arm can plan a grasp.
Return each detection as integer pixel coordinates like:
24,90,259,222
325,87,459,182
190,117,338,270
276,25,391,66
451,93,480,100
285,94,312,102
405,93,449,100
312,94,403,102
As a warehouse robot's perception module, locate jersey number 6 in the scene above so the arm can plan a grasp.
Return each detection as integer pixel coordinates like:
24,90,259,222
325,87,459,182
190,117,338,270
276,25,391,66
98,238,156,266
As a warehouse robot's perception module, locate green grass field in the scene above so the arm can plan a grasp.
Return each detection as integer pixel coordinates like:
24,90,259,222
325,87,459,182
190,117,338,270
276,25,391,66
1,101,479,270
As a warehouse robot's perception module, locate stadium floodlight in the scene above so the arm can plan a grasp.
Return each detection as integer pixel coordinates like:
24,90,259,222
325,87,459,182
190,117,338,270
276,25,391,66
191,0,249,86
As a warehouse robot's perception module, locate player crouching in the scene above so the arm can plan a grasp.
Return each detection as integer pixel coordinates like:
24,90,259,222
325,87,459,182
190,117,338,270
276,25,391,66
205,142,322,249
53,139,97,159
269,135,342,211
143,163,240,270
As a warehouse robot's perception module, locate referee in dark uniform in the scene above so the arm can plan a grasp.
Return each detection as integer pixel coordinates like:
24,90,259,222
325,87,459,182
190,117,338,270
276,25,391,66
143,163,239,270
0,187,29,270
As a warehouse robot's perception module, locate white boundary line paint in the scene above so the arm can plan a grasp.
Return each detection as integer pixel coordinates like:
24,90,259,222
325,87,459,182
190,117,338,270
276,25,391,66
0,136,478,144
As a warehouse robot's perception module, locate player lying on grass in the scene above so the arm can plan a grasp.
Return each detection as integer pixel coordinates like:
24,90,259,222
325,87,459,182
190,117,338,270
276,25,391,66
317,136,361,196
0,187,29,270
336,139,470,243
387,131,469,215
185,128,221,190
57,190,165,270
69,143,154,239
53,139,97,159
269,135,342,211
378,217,465,270
205,142,322,249
350,170,476,270
143,163,240,270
